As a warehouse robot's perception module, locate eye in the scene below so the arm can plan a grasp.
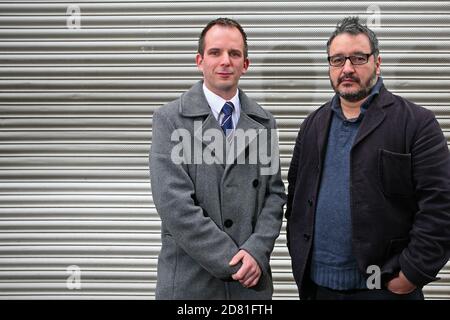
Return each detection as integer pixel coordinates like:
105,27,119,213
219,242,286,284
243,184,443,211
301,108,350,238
352,55,367,64
208,50,220,56
230,51,242,57
330,56,344,65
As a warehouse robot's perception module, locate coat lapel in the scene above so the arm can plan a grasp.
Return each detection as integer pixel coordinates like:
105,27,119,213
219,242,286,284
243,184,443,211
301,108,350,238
352,86,393,149
179,81,211,118
315,104,333,167
179,81,271,168
203,114,229,166
180,81,225,165
225,89,269,169
225,112,264,166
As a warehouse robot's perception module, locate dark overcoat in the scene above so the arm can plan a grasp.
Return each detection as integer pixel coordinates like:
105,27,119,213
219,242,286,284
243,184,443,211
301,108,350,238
286,85,450,299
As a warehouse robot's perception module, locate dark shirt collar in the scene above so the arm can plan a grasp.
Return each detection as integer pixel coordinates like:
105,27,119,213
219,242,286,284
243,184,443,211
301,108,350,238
331,77,384,122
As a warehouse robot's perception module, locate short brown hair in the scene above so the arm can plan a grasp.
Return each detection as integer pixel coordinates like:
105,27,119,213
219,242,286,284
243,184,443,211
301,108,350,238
198,17,248,58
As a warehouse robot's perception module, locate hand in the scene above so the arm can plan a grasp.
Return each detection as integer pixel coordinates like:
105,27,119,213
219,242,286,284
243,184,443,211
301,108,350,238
386,271,417,294
229,250,261,288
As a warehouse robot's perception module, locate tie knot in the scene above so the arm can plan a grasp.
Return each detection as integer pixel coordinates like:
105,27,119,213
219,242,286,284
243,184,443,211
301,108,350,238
222,101,234,116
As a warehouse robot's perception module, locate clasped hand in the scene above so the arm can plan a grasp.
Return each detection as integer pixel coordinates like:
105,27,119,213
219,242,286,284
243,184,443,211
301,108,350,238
229,250,261,288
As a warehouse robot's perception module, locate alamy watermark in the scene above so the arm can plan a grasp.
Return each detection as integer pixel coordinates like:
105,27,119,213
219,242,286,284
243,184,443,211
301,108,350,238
66,265,82,289
366,4,382,29
366,264,381,289
66,5,81,29
169,122,280,175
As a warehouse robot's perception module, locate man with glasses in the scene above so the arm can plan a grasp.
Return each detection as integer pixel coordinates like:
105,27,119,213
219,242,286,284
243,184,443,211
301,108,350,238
286,16,450,300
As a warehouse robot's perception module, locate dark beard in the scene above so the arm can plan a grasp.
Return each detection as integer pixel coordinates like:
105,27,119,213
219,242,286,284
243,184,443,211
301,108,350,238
332,70,377,102
340,86,371,102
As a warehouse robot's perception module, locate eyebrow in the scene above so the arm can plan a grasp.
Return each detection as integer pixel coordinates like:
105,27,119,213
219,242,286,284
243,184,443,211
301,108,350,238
331,50,369,56
206,48,243,54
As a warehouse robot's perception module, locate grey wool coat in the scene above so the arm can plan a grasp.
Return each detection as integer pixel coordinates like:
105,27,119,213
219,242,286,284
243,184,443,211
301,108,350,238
150,81,286,299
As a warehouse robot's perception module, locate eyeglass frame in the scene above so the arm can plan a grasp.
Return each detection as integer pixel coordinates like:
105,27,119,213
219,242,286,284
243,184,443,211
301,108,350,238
327,51,376,67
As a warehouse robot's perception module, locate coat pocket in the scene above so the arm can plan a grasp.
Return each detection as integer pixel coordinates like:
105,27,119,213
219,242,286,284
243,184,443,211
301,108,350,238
378,149,413,197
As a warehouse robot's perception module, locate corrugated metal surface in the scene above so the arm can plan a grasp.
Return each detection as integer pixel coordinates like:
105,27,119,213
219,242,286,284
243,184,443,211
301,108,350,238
0,1,449,299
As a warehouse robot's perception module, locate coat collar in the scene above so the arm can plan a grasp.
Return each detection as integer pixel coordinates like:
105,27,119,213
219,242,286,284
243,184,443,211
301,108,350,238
352,84,394,148
182,81,270,167
316,84,396,162
179,80,270,121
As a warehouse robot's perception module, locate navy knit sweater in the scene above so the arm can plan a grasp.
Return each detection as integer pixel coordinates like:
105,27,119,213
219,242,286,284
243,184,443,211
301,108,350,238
310,78,383,290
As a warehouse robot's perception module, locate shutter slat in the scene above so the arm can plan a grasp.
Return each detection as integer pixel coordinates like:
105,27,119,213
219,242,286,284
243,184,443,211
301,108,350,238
1,0,449,300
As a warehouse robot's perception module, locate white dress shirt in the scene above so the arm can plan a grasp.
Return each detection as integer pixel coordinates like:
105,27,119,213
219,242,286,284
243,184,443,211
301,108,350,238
202,83,241,130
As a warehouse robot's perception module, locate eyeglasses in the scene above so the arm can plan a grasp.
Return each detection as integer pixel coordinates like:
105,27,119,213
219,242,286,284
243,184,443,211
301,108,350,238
328,52,374,67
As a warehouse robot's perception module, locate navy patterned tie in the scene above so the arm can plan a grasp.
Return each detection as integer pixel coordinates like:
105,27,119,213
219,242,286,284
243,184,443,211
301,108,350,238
220,101,234,135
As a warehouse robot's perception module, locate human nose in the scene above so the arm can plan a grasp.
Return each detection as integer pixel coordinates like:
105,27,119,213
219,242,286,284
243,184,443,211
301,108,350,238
220,52,231,65
341,57,355,73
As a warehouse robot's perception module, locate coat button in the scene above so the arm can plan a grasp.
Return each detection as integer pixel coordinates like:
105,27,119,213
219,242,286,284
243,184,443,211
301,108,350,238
224,219,233,228
308,199,313,206
252,179,259,188
303,234,311,241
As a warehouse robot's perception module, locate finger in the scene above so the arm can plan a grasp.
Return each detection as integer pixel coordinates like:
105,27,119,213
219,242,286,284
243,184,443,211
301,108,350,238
243,269,262,288
229,251,245,267
247,274,261,288
232,264,250,281
239,275,251,285
242,273,258,288
387,279,401,293
247,276,261,288
238,266,256,282
239,266,259,285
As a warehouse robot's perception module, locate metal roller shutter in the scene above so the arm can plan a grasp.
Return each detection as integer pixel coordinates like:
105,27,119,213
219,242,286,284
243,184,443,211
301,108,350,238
0,1,448,299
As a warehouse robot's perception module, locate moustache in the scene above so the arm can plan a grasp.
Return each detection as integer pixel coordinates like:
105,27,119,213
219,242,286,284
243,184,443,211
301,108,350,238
338,75,360,85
